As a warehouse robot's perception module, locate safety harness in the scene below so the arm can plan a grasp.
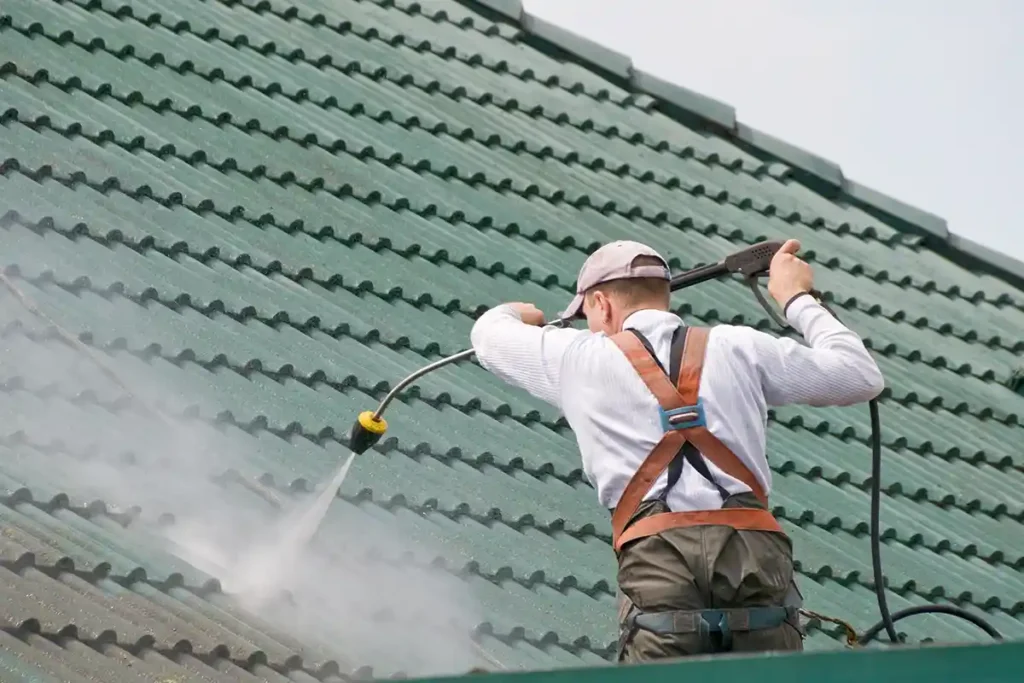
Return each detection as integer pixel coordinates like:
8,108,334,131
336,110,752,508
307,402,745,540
610,323,802,657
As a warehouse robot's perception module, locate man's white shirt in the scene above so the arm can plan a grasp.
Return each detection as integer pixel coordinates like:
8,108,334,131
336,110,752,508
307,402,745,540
470,296,885,512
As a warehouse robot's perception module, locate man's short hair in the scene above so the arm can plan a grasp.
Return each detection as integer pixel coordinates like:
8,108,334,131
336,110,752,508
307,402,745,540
584,255,671,308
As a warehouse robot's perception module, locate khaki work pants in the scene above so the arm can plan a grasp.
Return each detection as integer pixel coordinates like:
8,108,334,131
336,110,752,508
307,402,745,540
615,493,804,662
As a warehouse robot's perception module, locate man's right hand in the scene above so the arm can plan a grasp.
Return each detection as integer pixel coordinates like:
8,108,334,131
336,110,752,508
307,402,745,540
505,302,547,327
767,239,814,309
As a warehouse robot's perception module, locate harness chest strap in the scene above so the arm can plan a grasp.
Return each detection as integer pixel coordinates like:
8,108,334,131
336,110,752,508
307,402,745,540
609,326,783,552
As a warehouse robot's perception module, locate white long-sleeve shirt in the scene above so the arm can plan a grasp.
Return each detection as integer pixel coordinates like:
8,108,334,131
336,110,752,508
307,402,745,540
470,295,885,512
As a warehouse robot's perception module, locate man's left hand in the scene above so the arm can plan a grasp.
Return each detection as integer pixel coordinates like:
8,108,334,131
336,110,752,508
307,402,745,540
507,302,546,326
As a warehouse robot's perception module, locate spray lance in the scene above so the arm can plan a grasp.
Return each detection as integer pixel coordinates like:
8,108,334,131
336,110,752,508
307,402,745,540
347,241,783,453
346,239,1003,649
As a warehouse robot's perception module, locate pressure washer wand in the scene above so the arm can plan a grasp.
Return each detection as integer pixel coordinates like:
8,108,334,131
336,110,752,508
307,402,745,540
346,240,784,455
347,322,570,455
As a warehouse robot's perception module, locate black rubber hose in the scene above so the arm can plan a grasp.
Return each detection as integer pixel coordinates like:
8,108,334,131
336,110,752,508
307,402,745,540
861,395,1002,644
860,605,1004,645
781,293,1003,645
867,397,900,643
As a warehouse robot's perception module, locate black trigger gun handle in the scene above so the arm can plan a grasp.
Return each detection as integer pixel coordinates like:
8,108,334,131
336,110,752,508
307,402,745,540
726,240,832,328
723,240,784,278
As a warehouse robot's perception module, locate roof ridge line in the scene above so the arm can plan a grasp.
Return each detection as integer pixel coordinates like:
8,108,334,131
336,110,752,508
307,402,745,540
461,0,1024,295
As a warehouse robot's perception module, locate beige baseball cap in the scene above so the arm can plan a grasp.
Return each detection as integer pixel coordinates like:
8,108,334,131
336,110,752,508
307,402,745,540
560,240,670,319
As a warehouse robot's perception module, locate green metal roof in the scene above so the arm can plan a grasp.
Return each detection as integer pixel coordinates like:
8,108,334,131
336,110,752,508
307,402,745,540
0,0,1021,680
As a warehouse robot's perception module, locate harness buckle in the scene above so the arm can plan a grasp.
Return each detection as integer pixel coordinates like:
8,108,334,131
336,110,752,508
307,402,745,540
659,401,706,433
632,605,796,654
698,610,733,651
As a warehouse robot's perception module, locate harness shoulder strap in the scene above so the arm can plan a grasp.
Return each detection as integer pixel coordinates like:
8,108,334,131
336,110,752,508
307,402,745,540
608,330,688,543
628,327,728,502
611,330,686,412
672,327,768,506
609,325,781,553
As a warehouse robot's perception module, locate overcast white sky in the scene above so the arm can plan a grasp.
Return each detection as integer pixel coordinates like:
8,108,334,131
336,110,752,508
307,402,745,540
522,1,1023,265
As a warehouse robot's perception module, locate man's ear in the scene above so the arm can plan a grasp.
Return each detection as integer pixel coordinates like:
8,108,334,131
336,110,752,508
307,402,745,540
592,290,611,322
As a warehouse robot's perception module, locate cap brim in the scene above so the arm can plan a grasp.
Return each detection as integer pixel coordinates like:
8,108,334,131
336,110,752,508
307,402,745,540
559,293,585,320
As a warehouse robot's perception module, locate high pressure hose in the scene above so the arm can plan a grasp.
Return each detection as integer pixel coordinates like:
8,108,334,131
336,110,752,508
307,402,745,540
342,240,1001,650
790,295,1002,646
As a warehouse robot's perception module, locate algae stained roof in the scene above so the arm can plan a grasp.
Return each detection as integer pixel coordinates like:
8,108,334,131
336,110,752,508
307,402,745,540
0,0,1022,680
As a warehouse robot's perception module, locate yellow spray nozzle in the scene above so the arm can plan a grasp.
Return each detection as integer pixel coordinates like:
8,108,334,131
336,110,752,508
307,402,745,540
358,410,388,434
349,410,387,454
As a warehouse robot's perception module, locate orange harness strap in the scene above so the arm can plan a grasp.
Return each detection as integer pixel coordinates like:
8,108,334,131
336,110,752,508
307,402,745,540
609,326,783,553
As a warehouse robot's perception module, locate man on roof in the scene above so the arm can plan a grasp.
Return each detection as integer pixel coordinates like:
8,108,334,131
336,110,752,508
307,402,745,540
470,238,884,662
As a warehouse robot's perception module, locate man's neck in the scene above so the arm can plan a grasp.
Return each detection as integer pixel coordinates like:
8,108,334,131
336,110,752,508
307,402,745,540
617,306,673,333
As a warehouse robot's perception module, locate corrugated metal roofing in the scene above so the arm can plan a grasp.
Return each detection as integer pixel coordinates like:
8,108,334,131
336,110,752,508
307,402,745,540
0,0,1021,680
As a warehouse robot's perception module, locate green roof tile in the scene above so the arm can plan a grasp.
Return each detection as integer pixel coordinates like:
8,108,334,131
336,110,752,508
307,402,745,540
0,0,1022,680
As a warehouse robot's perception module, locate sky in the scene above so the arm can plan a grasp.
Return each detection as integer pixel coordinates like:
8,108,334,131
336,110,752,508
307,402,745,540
522,0,1023,265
